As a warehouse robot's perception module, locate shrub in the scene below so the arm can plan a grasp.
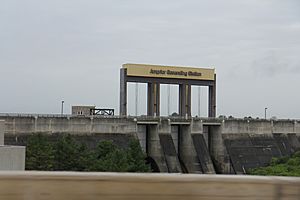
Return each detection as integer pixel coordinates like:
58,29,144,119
248,151,300,176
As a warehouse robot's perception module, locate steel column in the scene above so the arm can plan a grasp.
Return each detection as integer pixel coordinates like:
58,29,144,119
179,84,191,117
147,83,160,116
156,83,160,116
208,74,216,117
179,84,185,116
187,84,191,117
119,68,127,116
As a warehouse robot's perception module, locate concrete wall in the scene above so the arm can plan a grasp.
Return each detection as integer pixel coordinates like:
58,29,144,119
2,115,299,136
221,119,300,135
219,119,300,174
1,115,300,174
2,116,137,135
0,146,25,170
3,116,138,149
137,125,146,152
0,120,26,171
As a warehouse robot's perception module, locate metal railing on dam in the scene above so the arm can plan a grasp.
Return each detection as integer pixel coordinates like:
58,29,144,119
0,172,299,200
0,113,196,120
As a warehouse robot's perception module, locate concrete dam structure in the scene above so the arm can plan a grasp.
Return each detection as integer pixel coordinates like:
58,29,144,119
1,114,300,174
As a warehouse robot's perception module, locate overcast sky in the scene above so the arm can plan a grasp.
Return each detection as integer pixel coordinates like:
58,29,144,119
0,0,300,118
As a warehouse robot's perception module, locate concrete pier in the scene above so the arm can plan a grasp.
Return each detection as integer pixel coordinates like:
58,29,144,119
157,120,181,173
179,122,203,173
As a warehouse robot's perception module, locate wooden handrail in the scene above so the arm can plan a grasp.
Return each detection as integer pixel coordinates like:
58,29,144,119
0,172,299,199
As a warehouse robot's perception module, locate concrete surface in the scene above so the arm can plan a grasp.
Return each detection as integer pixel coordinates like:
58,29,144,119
0,172,299,200
2,116,137,135
1,115,300,136
179,121,203,173
0,146,25,170
158,120,182,173
0,120,26,171
147,124,168,172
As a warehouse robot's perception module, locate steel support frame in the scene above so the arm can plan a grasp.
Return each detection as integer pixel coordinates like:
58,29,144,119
120,68,127,116
120,69,216,117
208,74,217,118
179,84,191,117
147,83,160,116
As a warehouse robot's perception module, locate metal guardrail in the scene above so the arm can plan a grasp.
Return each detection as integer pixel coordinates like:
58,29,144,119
0,113,299,122
0,113,72,118
0,113,197,120
0,172,299,200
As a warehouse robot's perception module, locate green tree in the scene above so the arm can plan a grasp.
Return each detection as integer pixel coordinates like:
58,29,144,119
93,140,129,171
53,135,83,171
126,139,151,172
92,139,150,172
25,135,151,173
98,149,129,172
25,134,54,170
95,140,117,158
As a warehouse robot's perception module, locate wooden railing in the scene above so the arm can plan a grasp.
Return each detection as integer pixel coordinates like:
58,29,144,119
0,172,299,200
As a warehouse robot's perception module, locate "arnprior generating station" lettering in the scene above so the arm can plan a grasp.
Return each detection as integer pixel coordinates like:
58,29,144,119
149,69,202,77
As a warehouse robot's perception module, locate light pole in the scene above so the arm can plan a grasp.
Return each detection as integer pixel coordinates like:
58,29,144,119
264,107,268,119
167,85,170,116
61,100,64,115
198,86,201,117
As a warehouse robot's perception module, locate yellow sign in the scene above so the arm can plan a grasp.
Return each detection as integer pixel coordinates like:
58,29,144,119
122,63,215,81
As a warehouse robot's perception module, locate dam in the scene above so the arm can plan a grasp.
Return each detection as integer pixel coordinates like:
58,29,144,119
1,114,300,174
1,64,299,174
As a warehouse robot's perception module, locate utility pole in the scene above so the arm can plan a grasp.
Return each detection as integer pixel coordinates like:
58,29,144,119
167,85,170,116
264,107,268,119
61,100,64,116
198,87,201,117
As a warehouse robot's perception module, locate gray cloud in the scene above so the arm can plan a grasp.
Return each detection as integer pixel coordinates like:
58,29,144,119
0,0,300,118
250,50,300,77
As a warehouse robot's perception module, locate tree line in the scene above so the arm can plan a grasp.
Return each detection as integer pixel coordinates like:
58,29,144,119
25,134,151,172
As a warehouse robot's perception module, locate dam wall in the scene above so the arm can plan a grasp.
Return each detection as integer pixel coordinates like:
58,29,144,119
2,115,136,149
1,114,300,174
218,119,300,174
